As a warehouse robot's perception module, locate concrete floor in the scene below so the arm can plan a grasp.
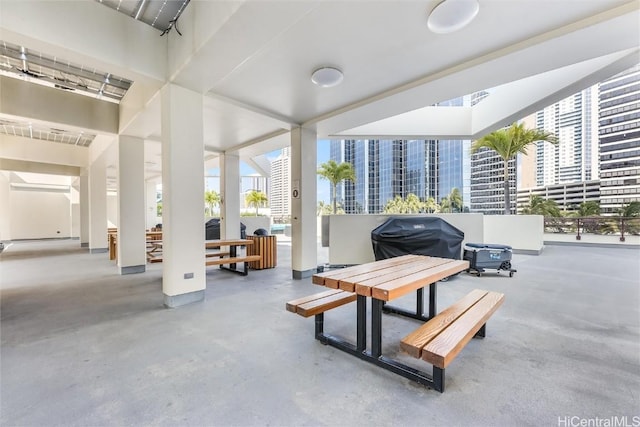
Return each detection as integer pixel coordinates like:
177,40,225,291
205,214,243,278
1,239,639,426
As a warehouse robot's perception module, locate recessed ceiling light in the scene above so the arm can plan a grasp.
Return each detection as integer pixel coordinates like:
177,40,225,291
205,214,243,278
311,67,344,88
427,0,479,34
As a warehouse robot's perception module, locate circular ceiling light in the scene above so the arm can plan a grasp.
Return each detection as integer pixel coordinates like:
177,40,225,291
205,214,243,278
311,67,344,88
427,0,479,34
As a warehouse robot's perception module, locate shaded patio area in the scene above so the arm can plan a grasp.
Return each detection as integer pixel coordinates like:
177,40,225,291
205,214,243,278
1,240,638,425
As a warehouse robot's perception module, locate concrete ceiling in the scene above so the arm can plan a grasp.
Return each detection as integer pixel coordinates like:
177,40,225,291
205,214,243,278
0,0,639,182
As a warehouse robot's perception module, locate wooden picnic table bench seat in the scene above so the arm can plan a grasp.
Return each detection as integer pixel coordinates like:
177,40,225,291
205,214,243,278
286,289,357,317
205,251,230,258
205,254,261,275
400,289,504,391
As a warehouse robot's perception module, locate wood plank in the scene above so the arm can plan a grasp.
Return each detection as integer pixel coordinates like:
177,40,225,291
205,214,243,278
296,291,357,317
205,239,253,249
313,255,420,288
286,289,346,313
400,289,488,358
205,255,261,266
205,251,230,258
422,291,504,369
351,257,454,295
371,260,469,301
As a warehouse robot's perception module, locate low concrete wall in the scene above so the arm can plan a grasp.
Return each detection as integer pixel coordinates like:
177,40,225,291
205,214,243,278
484,215,544,254
328,214,484,265
328,213,545,265
240,216,271,236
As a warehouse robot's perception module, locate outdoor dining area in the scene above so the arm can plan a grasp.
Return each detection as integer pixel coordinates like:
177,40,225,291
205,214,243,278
1,233,637,425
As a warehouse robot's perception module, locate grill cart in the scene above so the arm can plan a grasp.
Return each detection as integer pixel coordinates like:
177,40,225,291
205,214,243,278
463,243,516,277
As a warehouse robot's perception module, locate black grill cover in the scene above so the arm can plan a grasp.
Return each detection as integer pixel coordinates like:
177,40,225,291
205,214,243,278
371,217,464,261
205,218,246,240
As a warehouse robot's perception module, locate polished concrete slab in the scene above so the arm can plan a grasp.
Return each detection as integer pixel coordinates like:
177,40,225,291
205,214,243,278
1,239,639,426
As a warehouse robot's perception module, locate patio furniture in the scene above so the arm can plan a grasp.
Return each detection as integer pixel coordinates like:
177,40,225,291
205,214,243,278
205,239,260,275
287,254,503,392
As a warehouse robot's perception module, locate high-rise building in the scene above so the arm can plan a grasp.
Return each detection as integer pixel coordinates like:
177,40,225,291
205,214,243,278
598,64,640,215
330,139,439,214
469,144,517,215
269,147,291,218
532,86,599,186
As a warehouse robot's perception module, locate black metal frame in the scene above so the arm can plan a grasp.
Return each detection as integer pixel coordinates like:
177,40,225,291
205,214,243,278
218,245,249,276
314,285,448,392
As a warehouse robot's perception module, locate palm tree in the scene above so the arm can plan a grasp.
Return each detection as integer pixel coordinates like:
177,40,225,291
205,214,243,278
619,201,640,217
440,196,451,213
405,193,422,213
245,190,268,215
573,201,600,217
424,197,437,213
521,195,561,217
383,195,405,214
317,160,356,214
471,123,557,215
448,188,463,213
204,190,220,216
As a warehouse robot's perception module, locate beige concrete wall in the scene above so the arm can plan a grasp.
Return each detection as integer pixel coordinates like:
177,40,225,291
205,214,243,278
328,213,545,264
0,172,10,240
10,189,71,239
484,215,544,253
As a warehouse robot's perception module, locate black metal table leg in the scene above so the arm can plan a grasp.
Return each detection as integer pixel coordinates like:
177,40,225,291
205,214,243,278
429,282,437,318
371,298,383,358
356,295,366,352
416,287,424,317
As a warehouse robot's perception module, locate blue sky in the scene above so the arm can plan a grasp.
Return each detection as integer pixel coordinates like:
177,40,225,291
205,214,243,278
207,139,332,203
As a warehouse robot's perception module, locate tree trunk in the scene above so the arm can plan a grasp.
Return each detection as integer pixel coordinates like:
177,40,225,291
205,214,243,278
504,160,511,215
332,184,337,214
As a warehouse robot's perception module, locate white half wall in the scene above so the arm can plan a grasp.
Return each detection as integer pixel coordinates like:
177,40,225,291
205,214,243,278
328,214,484,265
328,213,543,265
484,215,544,254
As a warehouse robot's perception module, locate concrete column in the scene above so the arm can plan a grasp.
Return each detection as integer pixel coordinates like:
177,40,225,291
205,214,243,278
70,178,80,239
88,157,108,253
220,153,241,239
161,83,206,308
117,135,146,274
79,172,89,247
146,180,159,230
290,127,317,279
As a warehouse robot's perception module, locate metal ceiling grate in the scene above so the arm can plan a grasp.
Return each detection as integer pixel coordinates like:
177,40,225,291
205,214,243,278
0,119,96,148
0,40,132,103
96,0,191,35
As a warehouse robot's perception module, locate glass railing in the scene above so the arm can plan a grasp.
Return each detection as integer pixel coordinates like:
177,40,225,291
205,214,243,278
544,217,640,241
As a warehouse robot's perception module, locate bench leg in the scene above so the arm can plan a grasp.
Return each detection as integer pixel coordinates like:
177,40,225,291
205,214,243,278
433,367,445,393
474,324,486,338
314,313,324,339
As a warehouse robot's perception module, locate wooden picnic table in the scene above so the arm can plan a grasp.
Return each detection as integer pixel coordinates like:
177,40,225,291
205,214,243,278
309,254,470,389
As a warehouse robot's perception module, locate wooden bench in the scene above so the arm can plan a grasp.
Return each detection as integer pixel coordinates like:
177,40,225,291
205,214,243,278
287,289,357,317
400,289,504,392
205,254,261,275
287,289,358,339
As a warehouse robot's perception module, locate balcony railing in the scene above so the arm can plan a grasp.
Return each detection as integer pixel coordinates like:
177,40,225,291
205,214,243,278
544,216,640,242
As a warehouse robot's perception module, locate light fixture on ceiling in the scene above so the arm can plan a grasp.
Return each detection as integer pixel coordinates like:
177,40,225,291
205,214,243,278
311,67,344,88
427,0,479,34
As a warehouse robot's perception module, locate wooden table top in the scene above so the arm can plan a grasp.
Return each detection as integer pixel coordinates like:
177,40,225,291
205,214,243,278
312,254,469,302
